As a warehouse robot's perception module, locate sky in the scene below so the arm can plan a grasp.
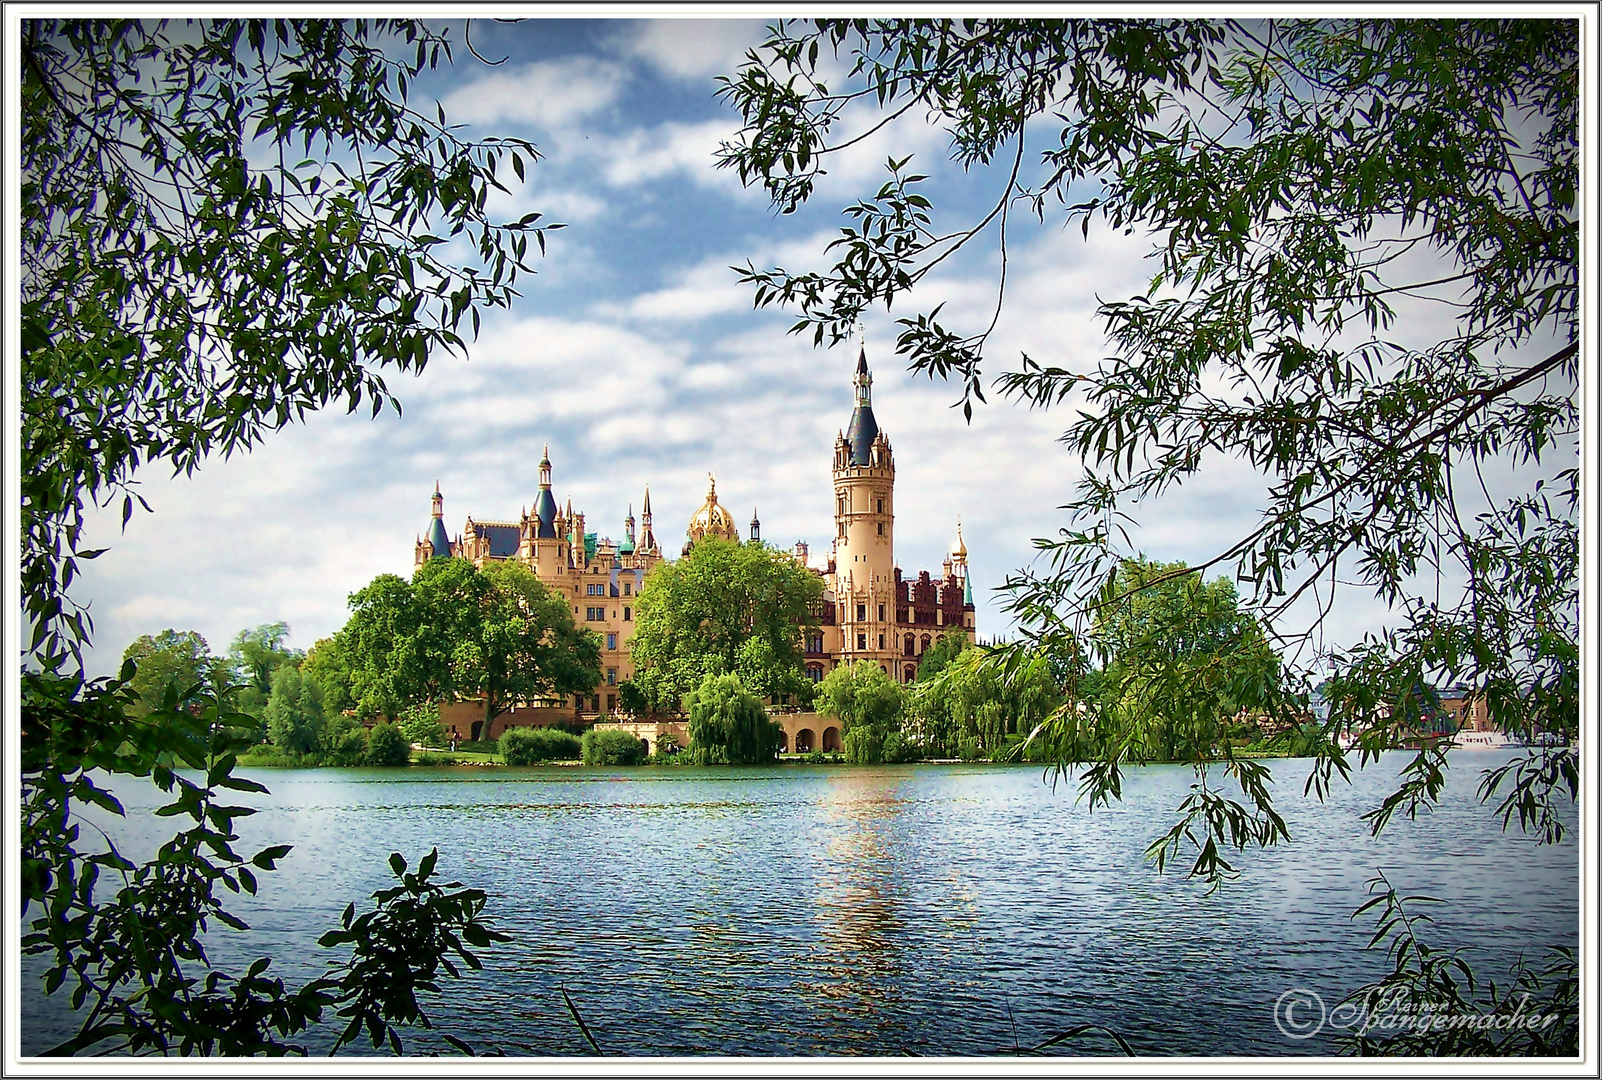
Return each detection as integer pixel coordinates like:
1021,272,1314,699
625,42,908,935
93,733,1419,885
36,16,1584,678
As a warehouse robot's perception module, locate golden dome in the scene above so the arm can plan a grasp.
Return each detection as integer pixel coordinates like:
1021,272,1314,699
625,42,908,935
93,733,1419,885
687,472,739,544
951,520,968,559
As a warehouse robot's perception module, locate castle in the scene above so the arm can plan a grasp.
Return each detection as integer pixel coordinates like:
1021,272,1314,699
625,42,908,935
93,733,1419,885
416,347,976,727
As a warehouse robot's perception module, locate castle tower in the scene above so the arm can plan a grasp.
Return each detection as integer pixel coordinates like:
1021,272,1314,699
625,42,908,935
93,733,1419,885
750,507,761,544
529,445,567,578
415,481,453,569
833,346,896,669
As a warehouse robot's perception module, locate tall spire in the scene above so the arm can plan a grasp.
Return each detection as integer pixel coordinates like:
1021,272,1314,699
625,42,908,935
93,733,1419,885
845,345,879,466
533,443,558,538
425,482,450,558
641,485,656,553
749,506,761,544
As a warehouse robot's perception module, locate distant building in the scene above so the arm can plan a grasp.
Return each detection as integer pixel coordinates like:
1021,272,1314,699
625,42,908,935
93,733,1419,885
415,347,976,734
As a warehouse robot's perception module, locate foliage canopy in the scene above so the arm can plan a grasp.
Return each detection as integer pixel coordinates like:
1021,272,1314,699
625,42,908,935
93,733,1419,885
338,557,601,725
630,538,823,712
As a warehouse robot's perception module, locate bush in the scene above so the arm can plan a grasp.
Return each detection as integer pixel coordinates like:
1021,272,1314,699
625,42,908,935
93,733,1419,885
500,725,583,764
364,722,410,766
650,733,682,764
412,752,461,767
581,727,648,766
320,713,369,766
397,700,445,747
882,730,922,764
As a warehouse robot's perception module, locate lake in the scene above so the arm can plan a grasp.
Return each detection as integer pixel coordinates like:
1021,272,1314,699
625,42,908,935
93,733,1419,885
20,752,1577,1057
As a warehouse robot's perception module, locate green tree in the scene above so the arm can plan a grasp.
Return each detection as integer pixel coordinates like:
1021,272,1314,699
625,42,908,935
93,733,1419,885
397,701,446,748
264,663,325,757
320,713,371,767
120,629,228,717
616,679,649,718
340,559,601,728
684,672,783,765
718,17,1578,877
914,630,970,682
302,634,356,717
1091,559,1282,764
21,18,542,1055
630,537,823,712
816,661,904,764
227,622,304,722
340,573,421,719
905,646,1060,761
469,560,602,727
364,723,411,767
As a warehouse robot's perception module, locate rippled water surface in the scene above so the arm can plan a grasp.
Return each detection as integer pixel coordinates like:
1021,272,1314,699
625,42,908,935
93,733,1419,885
21,753,1576,1056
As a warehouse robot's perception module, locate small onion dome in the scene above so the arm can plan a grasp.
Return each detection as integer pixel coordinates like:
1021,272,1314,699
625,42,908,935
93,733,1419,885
951,523,968,559
687,472,739,544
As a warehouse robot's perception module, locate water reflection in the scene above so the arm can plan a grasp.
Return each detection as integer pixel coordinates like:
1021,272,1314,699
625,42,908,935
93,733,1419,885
798,770,915,1041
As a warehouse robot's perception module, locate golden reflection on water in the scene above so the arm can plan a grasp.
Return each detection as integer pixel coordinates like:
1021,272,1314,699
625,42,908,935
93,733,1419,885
800,770,915,1031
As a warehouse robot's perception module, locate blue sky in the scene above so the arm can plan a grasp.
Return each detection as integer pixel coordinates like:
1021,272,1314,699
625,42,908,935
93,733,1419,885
57,16,1563,676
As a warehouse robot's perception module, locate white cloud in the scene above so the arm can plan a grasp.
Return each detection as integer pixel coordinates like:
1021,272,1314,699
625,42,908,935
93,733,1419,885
596,118,746,192
616,20,768,81
442,56,625,131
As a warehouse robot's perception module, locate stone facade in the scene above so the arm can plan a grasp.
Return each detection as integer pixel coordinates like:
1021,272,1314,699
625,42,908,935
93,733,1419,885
415,347,976,732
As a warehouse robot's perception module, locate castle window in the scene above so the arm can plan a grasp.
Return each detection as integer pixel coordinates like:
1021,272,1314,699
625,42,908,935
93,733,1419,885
878,604,885,621
607,633,617,650
591,695,601,712
586,606,604,621
606,694,616,712
876,498,883,514
878,634,885,649
877,522,883,535
856,604,866,621
624,606,632,621
575,695,584,711
904,634,914,656
607,668,617,685
856,633,866,650
921,635,932,653
623,582,631,596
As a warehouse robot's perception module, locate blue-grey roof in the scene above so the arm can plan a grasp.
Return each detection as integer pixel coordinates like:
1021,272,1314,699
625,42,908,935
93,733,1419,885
533,489,558,538
846,404,878,465
481,524,521,558
427,517,451,558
